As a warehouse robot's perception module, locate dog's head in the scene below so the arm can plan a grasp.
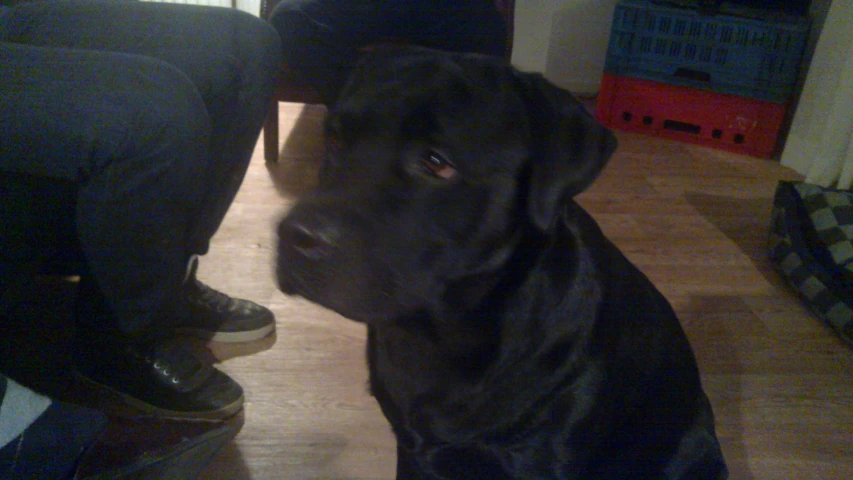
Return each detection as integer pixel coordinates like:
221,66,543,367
277,47,616,323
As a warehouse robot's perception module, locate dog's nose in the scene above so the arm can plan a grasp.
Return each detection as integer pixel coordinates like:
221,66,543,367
278,216,339,259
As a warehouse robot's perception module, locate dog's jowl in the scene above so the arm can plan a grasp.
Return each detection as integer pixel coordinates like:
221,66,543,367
277,47,728,480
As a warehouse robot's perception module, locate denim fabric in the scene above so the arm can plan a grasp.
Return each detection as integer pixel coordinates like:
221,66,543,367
0,375,106,480
0,1,281,334
270,0,507,104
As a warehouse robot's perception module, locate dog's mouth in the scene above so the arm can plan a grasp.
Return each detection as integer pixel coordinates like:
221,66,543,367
277,263,364,322
275,199,526,325
277,227,407,324
277,270,402,325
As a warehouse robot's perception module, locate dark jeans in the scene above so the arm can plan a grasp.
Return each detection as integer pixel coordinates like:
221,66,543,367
0,0,281,335
0,375,108,479
269,0,507,104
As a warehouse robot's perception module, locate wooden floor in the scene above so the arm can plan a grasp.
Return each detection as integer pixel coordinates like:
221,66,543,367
186,102,853,479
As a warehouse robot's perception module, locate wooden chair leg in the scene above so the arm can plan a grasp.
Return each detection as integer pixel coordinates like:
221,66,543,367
263,100,279,163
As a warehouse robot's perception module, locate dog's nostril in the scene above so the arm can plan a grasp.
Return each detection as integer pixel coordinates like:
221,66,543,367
292,224,322,249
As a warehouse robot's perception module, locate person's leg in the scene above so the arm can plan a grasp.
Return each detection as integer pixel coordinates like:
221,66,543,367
398,0,507,57
0,173,78,317
269,0,507,105
4,0,282,260
0,41,243,419
0,373,238,478
1,39,209,335
270,0,395,104
3,0,281,343
0,374,108,479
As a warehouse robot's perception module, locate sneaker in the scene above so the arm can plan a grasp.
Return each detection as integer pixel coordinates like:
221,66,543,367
74,415,240,479
173,258,275,343
73,335,243,421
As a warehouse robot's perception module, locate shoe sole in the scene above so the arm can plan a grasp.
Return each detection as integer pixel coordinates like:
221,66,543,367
72,371,244,422
176,323,276,343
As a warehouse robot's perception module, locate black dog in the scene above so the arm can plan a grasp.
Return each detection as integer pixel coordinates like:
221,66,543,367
277,47,728,480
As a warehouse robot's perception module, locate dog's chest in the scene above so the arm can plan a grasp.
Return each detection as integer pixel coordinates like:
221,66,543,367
369,326,469,408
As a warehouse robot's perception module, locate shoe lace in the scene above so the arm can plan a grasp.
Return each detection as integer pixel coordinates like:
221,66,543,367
125,340,193,386
190,279,233,311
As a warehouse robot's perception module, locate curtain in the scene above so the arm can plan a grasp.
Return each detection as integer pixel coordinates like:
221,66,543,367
781,0,853,190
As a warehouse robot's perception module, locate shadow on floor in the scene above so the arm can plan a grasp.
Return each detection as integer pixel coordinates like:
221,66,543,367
266,105,326,200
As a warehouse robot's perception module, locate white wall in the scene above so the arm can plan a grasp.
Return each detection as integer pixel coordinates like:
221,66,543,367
512,0,618,96
238,0,260,16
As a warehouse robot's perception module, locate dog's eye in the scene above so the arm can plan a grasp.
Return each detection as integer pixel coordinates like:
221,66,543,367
420,150,457,180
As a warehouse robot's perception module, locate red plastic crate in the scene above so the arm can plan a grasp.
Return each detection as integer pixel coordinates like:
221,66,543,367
595,72,789,158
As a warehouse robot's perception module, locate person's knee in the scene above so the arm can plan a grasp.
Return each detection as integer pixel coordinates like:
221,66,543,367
127,62,209,147
224,7,283,65
269,0,320,44
269,0,315,21
239,10,283,79
4,45,210,186
76,56,210,195
258,19,283,68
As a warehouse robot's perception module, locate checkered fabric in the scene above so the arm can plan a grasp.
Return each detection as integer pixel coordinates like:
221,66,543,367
795,182,853,274
768,181,853,348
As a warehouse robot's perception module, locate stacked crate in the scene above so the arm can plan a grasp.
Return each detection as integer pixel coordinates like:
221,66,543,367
594,0,811,158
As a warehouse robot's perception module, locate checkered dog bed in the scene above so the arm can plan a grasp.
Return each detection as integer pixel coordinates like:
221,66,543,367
769,181,853,348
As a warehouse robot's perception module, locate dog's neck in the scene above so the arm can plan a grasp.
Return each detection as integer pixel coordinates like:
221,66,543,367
393,205,599,374
373,206,604,442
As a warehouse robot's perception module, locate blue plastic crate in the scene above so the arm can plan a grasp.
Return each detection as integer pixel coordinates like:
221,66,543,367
603,0,811,103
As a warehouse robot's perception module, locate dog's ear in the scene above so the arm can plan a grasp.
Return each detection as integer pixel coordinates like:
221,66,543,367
514,72,617,231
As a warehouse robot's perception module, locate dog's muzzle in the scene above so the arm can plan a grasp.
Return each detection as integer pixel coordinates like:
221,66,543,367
276,210,342,297
278,213,339,260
